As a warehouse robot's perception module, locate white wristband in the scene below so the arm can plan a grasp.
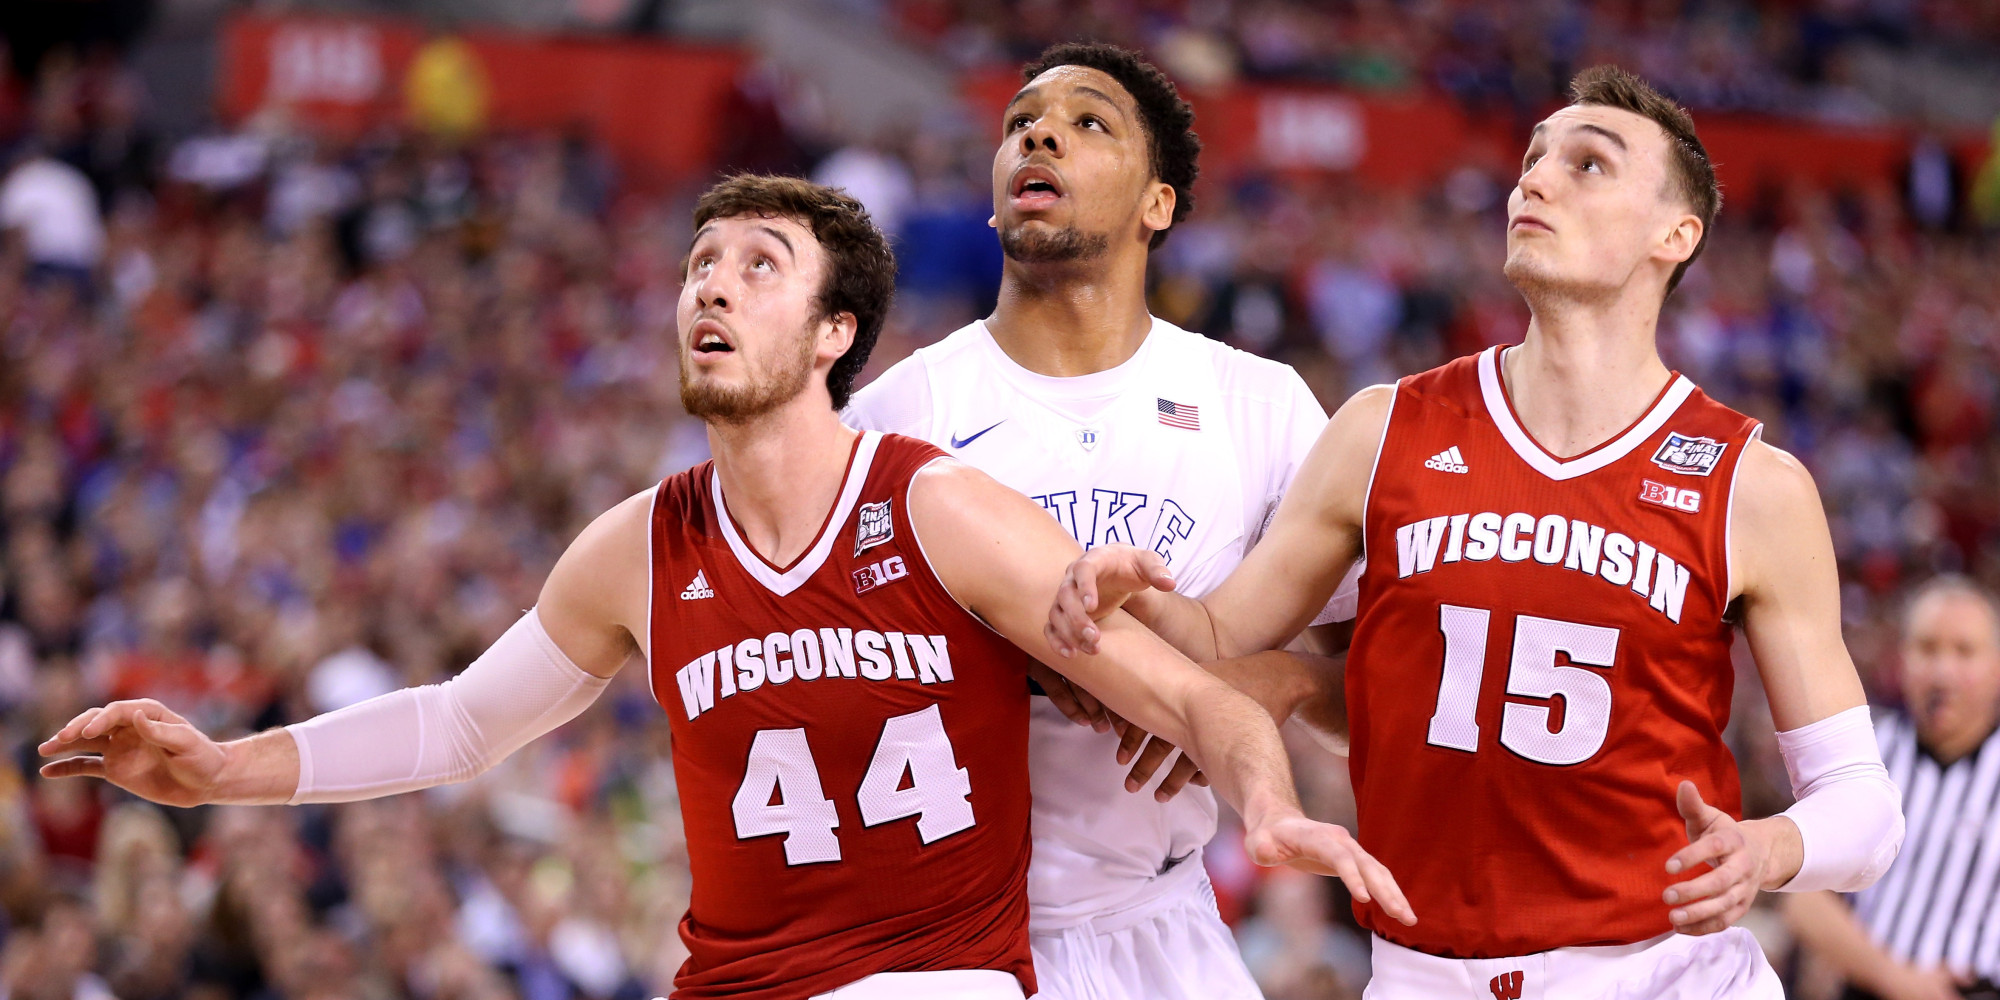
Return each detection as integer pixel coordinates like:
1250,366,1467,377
1774,705,1905,893
287,608,610,804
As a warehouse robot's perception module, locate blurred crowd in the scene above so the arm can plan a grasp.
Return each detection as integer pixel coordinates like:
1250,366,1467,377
888,0,2000,122
3,7,2000,1000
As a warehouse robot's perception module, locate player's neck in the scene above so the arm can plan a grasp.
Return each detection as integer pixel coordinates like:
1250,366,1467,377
1506,296,1673,460
705,401,860,568
986,257,1152,377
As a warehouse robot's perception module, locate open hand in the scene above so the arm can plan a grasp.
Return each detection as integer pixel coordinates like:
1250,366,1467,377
38,699,229,808
1663,780,1772,935
1245,813,1416,926
1045,544,1177,657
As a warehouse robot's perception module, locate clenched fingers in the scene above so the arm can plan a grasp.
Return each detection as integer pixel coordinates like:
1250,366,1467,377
1030,661,1095,727
1669,882,1753,932
1151,753,1203,802
1667,827,1743,876
1116,723,1152,768
1663,854,1749,908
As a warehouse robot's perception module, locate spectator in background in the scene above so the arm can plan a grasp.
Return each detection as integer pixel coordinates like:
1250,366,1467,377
0,142,103,285
1783,576,2000,1000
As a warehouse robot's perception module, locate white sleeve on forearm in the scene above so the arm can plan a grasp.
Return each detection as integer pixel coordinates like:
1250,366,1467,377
286,608,611,804
1774,705,1905,893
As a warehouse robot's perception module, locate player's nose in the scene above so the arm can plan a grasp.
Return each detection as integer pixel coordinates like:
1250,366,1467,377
1020,120,1063,158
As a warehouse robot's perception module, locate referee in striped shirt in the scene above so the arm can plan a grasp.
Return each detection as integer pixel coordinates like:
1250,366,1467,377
1785,575,2000,1000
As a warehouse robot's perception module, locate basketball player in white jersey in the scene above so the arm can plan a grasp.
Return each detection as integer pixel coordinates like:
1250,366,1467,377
1046,68,1905,998
847,44,1349,1000
39,175,1411,1000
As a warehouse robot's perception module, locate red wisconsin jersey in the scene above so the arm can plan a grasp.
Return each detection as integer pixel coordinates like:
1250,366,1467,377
647,431,1034,999
1349,346,1763,958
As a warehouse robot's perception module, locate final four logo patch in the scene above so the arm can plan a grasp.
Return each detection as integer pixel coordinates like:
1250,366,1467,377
1651,432,1726,476
855,500,894,556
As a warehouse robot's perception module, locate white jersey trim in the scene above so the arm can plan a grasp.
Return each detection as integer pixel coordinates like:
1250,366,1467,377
1359,382,1398,565
1477,345,1696,482
644,483,659,707
1723,422,1765,611
713,430,884,597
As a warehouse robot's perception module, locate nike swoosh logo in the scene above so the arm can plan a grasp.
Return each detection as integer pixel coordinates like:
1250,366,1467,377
949,420,1005,449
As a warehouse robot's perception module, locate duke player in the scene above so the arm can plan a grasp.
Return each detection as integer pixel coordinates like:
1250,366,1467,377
849,44,1350,1000
1049,68,1906,998
38,176,1410,1000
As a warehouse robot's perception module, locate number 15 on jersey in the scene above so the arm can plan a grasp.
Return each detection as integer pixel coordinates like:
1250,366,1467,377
1426,605,1622,767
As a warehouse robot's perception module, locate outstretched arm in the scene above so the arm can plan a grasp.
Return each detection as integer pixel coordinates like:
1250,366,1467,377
909,458,1414,924
1660,440,1902,935
1048,385,1391,661
39,488,655,807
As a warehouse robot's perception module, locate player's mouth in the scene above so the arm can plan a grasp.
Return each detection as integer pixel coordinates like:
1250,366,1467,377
689,318,735,359
1009,165,1065,211
1509,213,1553,234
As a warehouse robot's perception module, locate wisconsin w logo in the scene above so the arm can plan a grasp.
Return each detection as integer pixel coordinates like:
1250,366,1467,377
1488,970,1524,1000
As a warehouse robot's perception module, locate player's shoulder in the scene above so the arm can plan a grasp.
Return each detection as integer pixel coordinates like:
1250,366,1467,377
1731,435,1819,521
845,323,987,431
1156,320,1313,404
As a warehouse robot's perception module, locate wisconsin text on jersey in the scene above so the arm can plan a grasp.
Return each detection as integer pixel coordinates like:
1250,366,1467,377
1395,511,1696,623
674,628,957,720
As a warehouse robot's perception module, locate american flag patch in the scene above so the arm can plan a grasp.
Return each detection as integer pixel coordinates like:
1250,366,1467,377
1157,398,1200,430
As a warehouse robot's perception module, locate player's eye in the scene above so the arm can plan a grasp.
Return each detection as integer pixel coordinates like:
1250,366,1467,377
751,256,774,272
1521,154,1541,173
1580,157,1602,174
1007,114,1033,132
1080,115,1105,132
691,254,714,272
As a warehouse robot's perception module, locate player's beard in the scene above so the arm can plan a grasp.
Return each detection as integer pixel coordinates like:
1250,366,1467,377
999,222,1109,264
679,325,818,425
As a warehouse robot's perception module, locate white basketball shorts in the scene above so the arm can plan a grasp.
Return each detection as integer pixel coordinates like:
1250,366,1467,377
1363,927,1782,1000
811,970,1025,999
1028,859,1265,1000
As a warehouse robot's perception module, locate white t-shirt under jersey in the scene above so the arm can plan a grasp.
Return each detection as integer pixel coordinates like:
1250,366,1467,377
846,317,1353,927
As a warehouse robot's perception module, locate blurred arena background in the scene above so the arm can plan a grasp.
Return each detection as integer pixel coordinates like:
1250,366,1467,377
2,1,1998,998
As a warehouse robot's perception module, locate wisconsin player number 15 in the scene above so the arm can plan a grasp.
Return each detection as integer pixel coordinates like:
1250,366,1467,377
1426,605,1621,766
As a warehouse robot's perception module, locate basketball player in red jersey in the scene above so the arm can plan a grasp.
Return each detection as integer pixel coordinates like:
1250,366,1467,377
38,175,1409,1000
1046,67,1904,997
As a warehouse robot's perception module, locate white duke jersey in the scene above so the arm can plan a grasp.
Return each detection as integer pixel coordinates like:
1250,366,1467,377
846,317,1348,925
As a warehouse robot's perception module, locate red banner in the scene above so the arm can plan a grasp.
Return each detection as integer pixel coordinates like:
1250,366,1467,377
219,14,745,187
965,69,1991,195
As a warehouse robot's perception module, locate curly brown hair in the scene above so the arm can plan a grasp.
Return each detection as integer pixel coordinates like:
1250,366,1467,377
691,174,897,410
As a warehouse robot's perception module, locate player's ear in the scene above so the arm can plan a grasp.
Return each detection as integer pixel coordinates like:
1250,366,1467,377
819,310,858,361
1660,211,1701,266
1140,180,1175,240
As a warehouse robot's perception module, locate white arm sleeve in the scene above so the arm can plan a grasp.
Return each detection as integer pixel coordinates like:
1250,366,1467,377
1773,704,1905,892
286,608,611,804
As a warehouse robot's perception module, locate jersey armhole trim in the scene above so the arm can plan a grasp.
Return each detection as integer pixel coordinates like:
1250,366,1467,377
1722,422,1765,615
643,482,661,711
1358,381,1400,565
903,455,1010,642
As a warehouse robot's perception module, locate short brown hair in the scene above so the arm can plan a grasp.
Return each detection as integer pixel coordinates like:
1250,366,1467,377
691,174,897,410
1568,66,1720,296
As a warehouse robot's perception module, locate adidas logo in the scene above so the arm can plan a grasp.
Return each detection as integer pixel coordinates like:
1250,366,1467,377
1424,446,1470,474
680,570,715,601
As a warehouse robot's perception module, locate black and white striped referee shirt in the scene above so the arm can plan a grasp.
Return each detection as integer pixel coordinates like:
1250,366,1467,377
1850,709,2000,978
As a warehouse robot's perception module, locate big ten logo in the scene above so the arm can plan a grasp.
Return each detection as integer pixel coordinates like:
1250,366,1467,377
853,555,909,595
1638,479,1702,513
269,24,386,104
